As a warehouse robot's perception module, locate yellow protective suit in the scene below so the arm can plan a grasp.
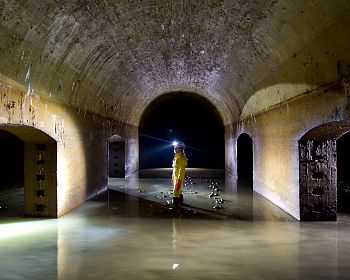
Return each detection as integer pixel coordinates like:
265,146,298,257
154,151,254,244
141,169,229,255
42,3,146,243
172,152,188,198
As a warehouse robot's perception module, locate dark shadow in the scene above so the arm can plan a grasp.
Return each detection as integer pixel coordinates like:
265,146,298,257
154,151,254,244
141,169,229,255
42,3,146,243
139,92,224,170
237,133,253,219
337,132,350,213
104,189,219,219
0,129,24,217
237,133,253,184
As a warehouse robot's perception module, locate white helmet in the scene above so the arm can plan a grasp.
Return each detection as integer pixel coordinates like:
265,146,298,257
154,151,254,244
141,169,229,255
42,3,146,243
174,141,185,149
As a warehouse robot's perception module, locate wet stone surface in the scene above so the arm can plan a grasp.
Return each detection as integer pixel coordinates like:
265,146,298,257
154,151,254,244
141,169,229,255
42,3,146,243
108,169,293,221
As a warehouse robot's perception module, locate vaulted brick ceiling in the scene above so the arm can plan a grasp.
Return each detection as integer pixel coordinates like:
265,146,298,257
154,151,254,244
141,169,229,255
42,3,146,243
0,0,349,125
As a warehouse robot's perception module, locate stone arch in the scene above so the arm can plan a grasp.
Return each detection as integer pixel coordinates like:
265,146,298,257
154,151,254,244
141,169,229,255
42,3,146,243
237,133,253,183
135,88,230,127
138,91,225,170
0,124,57,217
108,134,125,178
299,121,350,221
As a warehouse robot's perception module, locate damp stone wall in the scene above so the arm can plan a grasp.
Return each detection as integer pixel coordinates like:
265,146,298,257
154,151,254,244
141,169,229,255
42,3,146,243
0,74,136,217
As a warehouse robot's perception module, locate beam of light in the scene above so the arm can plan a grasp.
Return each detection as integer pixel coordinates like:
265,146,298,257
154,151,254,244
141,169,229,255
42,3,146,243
0,220,54,239
140,133,214,154
139,133,174,145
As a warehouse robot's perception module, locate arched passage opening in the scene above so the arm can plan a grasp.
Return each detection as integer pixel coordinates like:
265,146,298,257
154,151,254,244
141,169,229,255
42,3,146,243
299,121,350,221
236,133,253,219
336,131,350,214
0,130,24,217
108,135,125,178
139,92,224,175
237,133,253,183
0,125,57,217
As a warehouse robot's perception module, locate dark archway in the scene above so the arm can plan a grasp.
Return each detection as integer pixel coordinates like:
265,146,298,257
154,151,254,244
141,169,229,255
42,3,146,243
337,132,350,213
299,121,350,221
139,92,224,170
0,130,24,217
236,133,253,218
0,125,57,217
237,133,253,183
108,135,125,178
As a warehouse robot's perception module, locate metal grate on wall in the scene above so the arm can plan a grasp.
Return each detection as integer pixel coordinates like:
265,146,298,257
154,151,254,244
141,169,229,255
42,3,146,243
35,143,47,216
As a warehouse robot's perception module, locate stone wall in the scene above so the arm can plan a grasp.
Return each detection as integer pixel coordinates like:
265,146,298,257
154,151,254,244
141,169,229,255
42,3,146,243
234,81,350,220
0,74,136,217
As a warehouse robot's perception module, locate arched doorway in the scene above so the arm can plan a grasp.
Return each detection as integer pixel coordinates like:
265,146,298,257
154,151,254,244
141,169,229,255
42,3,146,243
0,125,57,217
336,131,350,214
139,92,225,171
108,135,125,178
0,130,24,217
299,121,350,221
237,133,253,183
236,133,253,219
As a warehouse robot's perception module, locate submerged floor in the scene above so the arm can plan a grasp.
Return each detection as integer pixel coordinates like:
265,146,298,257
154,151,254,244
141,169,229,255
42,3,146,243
1,169,350,279
109,168,292,221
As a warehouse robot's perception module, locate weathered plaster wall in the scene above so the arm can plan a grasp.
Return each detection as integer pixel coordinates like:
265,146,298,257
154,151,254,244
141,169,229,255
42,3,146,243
1,1,349,127
242,12,350,119
0,74,135,216
224,123,238,193
236,81,350,220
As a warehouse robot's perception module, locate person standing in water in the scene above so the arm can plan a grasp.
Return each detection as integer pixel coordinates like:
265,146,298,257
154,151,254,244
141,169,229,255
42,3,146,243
172,141,188,206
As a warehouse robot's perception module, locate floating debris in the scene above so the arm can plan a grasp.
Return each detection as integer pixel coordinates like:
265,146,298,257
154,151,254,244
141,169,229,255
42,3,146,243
216,198,225,204
208,192,218,198
213,205,224,210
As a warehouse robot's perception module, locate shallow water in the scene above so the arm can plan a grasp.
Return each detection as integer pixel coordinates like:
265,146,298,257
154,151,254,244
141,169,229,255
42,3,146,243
1,189,350,280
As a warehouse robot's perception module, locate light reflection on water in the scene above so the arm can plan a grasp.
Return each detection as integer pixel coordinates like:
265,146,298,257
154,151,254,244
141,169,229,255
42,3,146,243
1,185,350,279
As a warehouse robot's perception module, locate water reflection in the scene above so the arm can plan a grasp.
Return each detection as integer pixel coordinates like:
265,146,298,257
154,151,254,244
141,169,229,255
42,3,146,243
1,172,350,279
1,194,350,279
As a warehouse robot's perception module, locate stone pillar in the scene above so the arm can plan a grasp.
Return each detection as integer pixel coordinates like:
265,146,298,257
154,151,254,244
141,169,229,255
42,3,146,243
299,140,337,221
125,125,139,180
24,142,57,217
225,124,237,193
